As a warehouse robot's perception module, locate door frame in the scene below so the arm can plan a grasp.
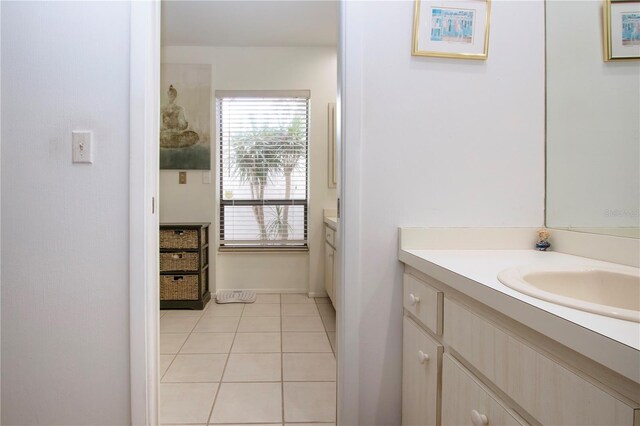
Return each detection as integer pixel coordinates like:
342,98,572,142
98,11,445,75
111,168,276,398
129,1,161,425
128,1,356,424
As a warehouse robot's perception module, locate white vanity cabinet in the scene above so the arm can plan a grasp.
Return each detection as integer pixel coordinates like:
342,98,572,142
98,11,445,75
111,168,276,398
402,316,442,426
441,354,524,426
401,268,640,426
324,224,336,305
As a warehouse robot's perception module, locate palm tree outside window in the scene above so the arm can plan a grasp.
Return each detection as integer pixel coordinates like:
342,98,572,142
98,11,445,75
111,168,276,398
217,91,309,249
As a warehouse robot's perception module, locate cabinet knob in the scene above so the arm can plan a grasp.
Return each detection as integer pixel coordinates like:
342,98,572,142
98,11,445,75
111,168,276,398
470,409,488,426
409,293,421,305
418,350,429,364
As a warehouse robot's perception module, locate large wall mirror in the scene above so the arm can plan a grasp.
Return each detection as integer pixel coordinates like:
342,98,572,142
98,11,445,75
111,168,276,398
546,0,640,238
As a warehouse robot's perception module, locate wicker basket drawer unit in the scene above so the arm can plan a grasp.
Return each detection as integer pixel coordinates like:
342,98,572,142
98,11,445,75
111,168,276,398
161,229,199,249
160,252,199,272
160,271,209,301
160,223,211,310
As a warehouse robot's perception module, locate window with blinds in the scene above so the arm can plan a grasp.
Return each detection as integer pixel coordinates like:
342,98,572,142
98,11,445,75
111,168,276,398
217,91,309,249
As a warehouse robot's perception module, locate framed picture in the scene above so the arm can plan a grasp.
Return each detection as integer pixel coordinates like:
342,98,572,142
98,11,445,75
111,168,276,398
160,63,212,170
412,0,490,60
603,0,640,61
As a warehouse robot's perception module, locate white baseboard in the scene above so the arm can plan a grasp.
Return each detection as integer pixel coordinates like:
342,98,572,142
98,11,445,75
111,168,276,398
214,288,330,298
214,288,307,295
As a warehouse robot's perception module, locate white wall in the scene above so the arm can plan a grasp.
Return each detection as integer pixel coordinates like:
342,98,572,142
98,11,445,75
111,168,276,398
340,1,545,424
160,46,337,295
1,2,131,424
546,0,640,229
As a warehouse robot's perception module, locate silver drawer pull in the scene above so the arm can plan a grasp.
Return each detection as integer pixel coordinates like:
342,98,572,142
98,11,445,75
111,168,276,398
409,293,421,305
418,350,429,364
471,409,488,426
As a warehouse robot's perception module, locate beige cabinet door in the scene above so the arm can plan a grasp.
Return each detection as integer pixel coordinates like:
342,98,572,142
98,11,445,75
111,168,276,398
442,354,526,426
402,317,442,426
325,243,335,304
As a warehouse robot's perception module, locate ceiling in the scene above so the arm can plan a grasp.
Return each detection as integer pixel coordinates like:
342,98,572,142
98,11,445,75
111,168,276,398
161,1,338,47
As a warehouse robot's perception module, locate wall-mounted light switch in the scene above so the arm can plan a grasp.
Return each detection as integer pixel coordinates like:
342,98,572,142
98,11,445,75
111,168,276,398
179,171,187,184
202,171,212,184
72,131,93,164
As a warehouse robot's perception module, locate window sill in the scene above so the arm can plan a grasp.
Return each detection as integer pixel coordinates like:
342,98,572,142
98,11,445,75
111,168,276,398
218,246,309,254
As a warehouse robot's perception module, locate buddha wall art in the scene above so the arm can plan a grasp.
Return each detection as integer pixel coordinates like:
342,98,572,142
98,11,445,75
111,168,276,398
160,63,211,170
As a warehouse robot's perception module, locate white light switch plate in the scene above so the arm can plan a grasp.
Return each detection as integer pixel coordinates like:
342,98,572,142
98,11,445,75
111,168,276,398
72,131,93,164
202,171,212,184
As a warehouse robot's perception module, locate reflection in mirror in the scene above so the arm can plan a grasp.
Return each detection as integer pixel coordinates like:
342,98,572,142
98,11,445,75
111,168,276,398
546,0,640,238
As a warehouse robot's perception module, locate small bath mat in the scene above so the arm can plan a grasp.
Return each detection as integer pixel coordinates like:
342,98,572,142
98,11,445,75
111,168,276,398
216,290,256,304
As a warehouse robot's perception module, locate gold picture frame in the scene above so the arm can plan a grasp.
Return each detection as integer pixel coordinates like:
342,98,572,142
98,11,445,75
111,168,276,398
412,0,491,60
603,0,640,61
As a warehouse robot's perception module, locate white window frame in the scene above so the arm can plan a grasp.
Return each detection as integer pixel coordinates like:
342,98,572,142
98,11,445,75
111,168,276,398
216,90,311,251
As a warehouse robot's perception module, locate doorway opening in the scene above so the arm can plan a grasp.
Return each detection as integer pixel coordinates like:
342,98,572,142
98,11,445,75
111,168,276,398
148,1,342,424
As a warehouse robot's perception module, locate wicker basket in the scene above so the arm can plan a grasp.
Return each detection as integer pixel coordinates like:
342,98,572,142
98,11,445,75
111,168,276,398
160,252,199,272
160,275,199,300
160,229,199,249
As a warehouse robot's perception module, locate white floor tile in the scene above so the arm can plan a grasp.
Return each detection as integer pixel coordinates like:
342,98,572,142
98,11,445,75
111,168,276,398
220,424,282,426
282,293,314,304
286,424,335,426
210,382,282,424
160,354,175,377
160,333,189,354
159,382,218,424
160,316,200,333
162,354,227,383
255,293,281,304
283,382,336,423
232,332,281,353
237,316,281,332
242,303,281,317
204,304,244,317
223,353,282,382
159,293,337,426
180,332,234,354
193,315,240,332
282,332,332,353
281,303,319,317
281,316,324,332
283,353,336,381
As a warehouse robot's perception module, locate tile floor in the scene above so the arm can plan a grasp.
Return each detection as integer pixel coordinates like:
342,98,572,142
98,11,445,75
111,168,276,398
160,293,337,426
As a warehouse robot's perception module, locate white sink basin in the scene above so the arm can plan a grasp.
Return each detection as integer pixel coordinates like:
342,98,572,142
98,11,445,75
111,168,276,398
497,265,640,322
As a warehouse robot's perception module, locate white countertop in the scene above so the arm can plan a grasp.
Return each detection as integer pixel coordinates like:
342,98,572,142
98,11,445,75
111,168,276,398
324,216,338,230
399,248,640,382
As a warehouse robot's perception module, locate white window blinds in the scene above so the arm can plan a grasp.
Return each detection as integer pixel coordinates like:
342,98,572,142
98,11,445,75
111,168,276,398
217,91,310,249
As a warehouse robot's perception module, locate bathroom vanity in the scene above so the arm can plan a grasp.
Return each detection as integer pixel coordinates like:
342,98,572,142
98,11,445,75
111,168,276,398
324,215,338,306
398,228,640,426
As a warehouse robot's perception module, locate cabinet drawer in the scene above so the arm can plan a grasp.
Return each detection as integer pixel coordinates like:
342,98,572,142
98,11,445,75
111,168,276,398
403,273,443,335
160,252,200,272
442,354,526,426
325,225,335,246
402,316,442,426
160,228,200,249
444,298,637,425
